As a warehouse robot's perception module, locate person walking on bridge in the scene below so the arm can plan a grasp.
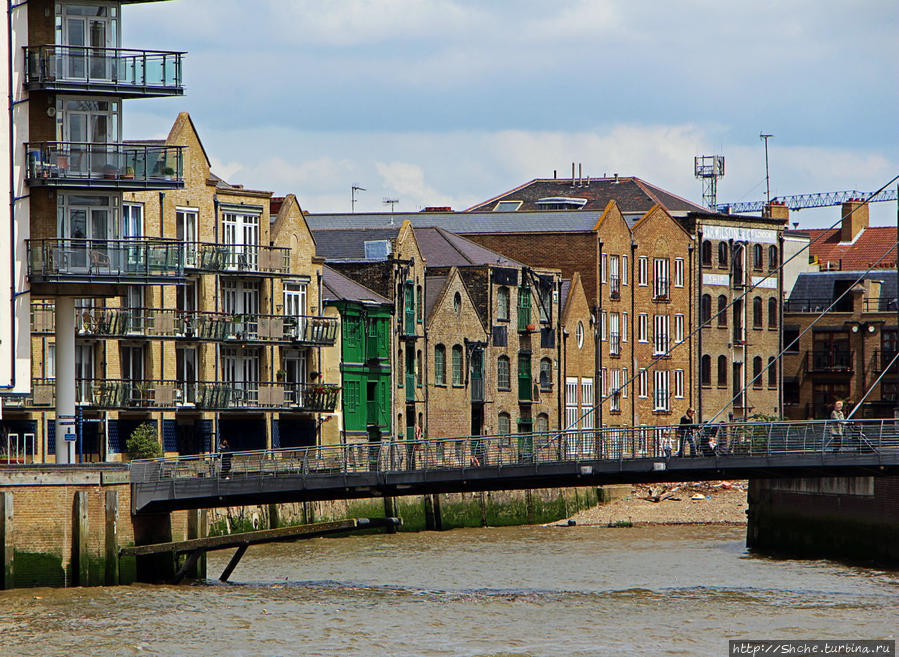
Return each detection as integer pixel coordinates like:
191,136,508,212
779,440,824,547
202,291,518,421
677,408,698,457
829,400,846,451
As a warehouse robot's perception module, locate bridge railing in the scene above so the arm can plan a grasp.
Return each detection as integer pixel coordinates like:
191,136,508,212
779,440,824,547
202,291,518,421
130,418,899,484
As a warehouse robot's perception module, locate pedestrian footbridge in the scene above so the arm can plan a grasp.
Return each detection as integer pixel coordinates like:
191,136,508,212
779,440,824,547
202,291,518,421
130,419,899,514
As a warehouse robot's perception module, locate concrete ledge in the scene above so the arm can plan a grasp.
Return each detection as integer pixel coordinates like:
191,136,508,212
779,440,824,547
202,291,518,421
0,464,129,487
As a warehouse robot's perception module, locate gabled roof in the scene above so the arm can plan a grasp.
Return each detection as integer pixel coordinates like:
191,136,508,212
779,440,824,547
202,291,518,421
466,176,708,215
167,112,211,169
305,211,604,234
424,273,448,322
804,226,898,272
322,265,390,305
311,227,402,260
413,226,523,267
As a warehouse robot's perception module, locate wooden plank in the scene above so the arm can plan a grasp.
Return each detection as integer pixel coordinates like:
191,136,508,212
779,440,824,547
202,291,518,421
219,544,248,582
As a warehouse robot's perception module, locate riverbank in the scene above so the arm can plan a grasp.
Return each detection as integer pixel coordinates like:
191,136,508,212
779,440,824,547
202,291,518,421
568,481,748,526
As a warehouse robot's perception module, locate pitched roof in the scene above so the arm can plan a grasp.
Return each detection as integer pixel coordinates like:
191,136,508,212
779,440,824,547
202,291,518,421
805,226,899,271
789,270,897,304
311,227,401,260
413,226,523,267
305,211,604,234
424,273,448,322
322,265,390,305
466,176,708,215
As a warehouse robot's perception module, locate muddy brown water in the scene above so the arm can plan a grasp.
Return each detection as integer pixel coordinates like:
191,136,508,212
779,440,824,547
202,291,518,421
1,525,897,656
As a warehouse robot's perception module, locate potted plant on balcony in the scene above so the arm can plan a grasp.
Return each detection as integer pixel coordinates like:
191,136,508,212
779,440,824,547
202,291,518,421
122,166,135,180
276,369,287,383
102,164,117,179
162,166,175,180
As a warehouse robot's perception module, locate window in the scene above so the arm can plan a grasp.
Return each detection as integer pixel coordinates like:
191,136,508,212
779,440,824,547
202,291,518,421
452,291,461,314
717,295,728,327
638,368,648,397
609,255,620,297
417,349,423,386
494,200,522,212
539,358,552,391
622,368,628,397
576,321,584,349
768,245,778,270
517,285,531,330
674,314,684,343
638,313,648,342
653,370,669,411
638,256,648,286
718,241,728,268
610,313,620,355
610,368,621,412
768,357,777,388
47,343,56,379
434,345,446,384
717,355,727,387
653,258,669,299
581,379,594,431
674,258,684,288
784,326,800,353
497,286,510,321
753,356,763,388
536,413,549,434
701,355,711,387
452,345,463,385
601,368,608,396
497,356,511,390
176,208,199,267
653,314,669,355
621,255,628,285
601,253,608,283
601,311,607,342
419,285,425,322
518,353,532,401
701,294,712,324
498,412,511,435
122,203,143,238
753,244,763,270
702,240,712,266
221,211,260,269
565,377,579,433
768,297,777,329
674,369,684,398
753,296,763,328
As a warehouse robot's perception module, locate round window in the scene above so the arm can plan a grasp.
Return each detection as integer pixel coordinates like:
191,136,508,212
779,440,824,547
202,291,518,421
576,321,584,349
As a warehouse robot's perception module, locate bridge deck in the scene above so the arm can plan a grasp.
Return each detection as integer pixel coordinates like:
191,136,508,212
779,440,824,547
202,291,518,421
131,419,899,514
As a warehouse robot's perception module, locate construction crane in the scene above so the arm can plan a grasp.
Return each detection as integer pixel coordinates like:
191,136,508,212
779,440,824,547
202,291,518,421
717,188,898,214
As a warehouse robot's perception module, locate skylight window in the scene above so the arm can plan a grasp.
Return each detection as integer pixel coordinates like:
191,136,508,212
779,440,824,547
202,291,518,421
493,200,523,211
536,197,588,210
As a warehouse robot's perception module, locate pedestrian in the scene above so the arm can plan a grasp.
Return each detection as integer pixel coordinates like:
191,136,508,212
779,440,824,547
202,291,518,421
677,408,698,457
219,438,232,479
830,400,846,451
660,429,673,458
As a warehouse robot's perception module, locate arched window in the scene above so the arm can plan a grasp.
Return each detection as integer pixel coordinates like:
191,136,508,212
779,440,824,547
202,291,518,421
397,347,403,386
576,321,584,349
701,240,712,266
539,357,552,390
453,291,461,314
717,295,728,327
451,345,463,385
701,354,711,386
434,344,446,385
768,297,777,329
768,245,778,270
497,286,510,321
701,294,712,324
768,356,777,387
718,241,728,268
417,284,423,322
753,244,763,270
753,356,763,388
753,296,763,328
498,412,511,435
497,356,511,390
717,355,727,387
536,413,549,433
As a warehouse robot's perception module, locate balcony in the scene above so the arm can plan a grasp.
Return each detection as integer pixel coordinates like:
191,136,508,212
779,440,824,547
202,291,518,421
609,276,620,299
27,238,185,285
190,242,290,276
609,332,621,356
870,349,899,373
31,303,338,346
24,46,184,98
26,142,184,190
6,379,340,412
652,278,669,301
784,297,854,313
807,350,853,373
651,332,669,356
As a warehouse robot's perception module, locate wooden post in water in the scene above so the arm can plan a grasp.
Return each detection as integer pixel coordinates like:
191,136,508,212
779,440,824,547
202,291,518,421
186,509,208,581
105,491,119,586
383,497,397,532
73,491,90,586
526,489,535,525
268,504,280,529
431,494,443,531
424,494,435,530
479,492,488,527
0,492,13,589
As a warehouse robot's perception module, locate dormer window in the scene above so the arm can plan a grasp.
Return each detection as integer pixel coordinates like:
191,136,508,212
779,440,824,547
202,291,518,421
535,197,587,210
493,200,522,212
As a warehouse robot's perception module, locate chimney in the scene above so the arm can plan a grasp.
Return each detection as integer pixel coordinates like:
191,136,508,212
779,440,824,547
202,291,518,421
762,200,789,221
578,163,582,187
571,162,576,187
840,198,868,242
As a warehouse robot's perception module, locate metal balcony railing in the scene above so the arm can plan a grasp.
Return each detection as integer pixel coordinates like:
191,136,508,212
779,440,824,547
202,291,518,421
24,45,184,97
808,350,853,372
652,391,669,412
609,332,620,356
784,298,855,313
26,142,184,189
653,277,669,301
609,276,620,299
6,378,340,412
652,332,669,356
27,238,185,284
862,297,899,312
189,242,290,275
30,303,338,346
871,349,899,373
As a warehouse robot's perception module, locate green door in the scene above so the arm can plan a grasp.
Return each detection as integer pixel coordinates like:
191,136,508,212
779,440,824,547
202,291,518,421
518,353,532,401
470,349,484,402
517,417,534,461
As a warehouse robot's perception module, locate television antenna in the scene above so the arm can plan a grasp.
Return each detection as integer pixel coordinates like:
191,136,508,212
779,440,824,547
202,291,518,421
694,155,725,210
383,197,399,213
351,185,366,213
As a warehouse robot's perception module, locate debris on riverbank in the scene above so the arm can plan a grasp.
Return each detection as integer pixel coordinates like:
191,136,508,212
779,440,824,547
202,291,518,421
566,481,748,526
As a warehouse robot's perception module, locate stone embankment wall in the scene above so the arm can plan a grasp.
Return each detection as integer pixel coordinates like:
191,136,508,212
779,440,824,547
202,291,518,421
747,476,899,565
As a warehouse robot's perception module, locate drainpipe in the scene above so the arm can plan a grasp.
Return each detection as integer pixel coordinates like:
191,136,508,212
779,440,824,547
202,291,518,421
556,278,563,433
696,229,703,422
596,240,603,428
778,234,784,417
688,242,694,410
630,239,637,428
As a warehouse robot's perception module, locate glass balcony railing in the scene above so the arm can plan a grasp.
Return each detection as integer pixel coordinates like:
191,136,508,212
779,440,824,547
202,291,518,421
6,378,340,412
30,303,339,346
27,238,185,284
26,142,184,189
25,45,184,97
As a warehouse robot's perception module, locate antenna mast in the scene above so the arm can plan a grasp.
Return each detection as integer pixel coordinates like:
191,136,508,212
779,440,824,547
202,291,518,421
760,133,773,204
694,155,725,210
351,185,366,213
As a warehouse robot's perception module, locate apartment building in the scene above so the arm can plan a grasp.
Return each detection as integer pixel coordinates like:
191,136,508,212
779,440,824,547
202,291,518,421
560,273,596,455
1,0,187,462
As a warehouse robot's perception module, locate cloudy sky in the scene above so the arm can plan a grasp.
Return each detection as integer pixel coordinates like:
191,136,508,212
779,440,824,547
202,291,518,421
125,1,898,227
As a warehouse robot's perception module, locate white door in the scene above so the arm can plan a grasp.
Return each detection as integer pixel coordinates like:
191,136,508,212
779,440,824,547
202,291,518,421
283,349,307,405
284,283,308,339
75,343,94,404
60,5,118,81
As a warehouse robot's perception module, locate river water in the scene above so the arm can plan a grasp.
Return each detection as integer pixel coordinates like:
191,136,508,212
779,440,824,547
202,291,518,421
1,525,897,657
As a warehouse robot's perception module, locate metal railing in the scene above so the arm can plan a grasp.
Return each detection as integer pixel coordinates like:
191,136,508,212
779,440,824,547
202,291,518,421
27,238,185,282
30,302,338,346
653,277,669,301
130,418,899,483
26,142,184,188
190,242,291,275
609,276,620,299
609,332,621,356
5,378,340,412
25,45,184,95
807,350,853,372
784,298,856,313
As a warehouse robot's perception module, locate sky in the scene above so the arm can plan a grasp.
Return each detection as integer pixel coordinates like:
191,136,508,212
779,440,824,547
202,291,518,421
125,0,899,228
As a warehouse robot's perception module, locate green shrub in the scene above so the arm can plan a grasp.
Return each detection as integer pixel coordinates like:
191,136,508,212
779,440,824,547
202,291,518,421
126,422,162,460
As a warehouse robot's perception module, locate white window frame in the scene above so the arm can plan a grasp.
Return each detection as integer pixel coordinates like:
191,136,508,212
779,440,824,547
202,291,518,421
675,314,685,344
653,369,670,411
638,256,648,286
622,367,628,398
601,253,608,283
638,368,648,398
653,314,669,356
122,203,143,239
622,255,628,285
601,310,607,342
610,368,621,412
621,312,628,343
609,312,620,355
674,258,684,288
638,313,648,342
674,369,684,398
